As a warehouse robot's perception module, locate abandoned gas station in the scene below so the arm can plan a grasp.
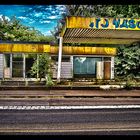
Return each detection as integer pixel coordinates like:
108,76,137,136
0,16,140,82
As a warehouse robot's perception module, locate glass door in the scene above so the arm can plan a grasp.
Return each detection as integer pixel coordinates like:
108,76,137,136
12,54,23,77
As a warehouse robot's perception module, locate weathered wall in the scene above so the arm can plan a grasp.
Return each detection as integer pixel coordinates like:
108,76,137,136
53,62,73,79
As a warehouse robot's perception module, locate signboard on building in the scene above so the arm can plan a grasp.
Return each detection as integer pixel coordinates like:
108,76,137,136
67,17,140,30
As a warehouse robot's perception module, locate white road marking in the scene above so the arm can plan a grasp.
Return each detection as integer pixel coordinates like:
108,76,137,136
0,105,140,110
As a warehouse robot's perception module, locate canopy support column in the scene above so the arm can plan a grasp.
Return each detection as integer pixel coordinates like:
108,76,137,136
23,53,26,79
111,56,114,79
10,54,12,78
57,36,63,82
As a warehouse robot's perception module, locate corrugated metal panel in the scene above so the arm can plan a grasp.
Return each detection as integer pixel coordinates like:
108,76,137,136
61,16,140,44
0,54,3,78
53,62,73,79
63,37,139,44
64,28,140,39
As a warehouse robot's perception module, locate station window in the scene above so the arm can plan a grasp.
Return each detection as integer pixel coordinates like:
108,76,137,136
4,54,10,67
73,57,102,77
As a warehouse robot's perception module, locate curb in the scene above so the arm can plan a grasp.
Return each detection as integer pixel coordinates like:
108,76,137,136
0,85,140,90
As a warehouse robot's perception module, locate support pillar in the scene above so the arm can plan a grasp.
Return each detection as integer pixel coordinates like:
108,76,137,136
37,54,39,80
111,56,114,79
57,37,63,82
10,54,12,78
23,53,26,79
70,56,73,78
0,54,4,79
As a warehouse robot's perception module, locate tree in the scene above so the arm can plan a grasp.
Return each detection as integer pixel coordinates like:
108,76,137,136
30,53,54,86
115,43,140,78
0,15,55,42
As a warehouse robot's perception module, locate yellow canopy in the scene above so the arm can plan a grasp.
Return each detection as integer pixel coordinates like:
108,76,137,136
60,16,140,44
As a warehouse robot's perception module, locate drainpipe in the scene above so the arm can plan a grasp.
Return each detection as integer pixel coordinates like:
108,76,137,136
57,36,63,83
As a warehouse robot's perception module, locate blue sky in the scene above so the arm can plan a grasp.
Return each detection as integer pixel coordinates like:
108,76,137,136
0,5,66,36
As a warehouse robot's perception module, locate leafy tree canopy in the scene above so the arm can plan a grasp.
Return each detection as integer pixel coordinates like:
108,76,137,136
0,15,55,42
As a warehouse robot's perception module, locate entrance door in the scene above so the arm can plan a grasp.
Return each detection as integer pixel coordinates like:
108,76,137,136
12,54,23,77
104,61,111,80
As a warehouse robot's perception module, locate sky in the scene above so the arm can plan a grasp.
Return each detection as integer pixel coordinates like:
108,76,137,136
0,5,66,36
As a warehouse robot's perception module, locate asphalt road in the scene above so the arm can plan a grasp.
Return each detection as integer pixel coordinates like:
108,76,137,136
1,98,140,106
0,108,140,135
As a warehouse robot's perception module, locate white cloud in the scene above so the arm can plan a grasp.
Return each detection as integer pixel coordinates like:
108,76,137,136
29,21,35,24
18,16,27,20
0,14,10,21
46,5,52,10
56,5,66,11
52,11,56,14
40,20,51,24
59,7,65,11
48,15,57,19
34,13,42,17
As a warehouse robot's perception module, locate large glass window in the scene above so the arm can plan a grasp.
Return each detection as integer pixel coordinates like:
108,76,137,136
73,57,102,77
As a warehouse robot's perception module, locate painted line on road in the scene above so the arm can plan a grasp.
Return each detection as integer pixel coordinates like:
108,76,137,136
0,105,140,110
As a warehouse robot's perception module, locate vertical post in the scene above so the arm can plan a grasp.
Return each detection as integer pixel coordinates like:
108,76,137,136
111,56,114,79
37,54,39,80
10,54,12,78
23,53,26,79
57,36,63,82
0,54,4,79
70,56,73,78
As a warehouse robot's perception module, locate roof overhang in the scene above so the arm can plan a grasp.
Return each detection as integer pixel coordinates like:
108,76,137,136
0,43,50,53
60,16,140,44
50,46,116,56
0,43,116,55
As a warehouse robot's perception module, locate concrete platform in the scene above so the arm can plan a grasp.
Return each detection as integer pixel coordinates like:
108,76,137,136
0,89,139,99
